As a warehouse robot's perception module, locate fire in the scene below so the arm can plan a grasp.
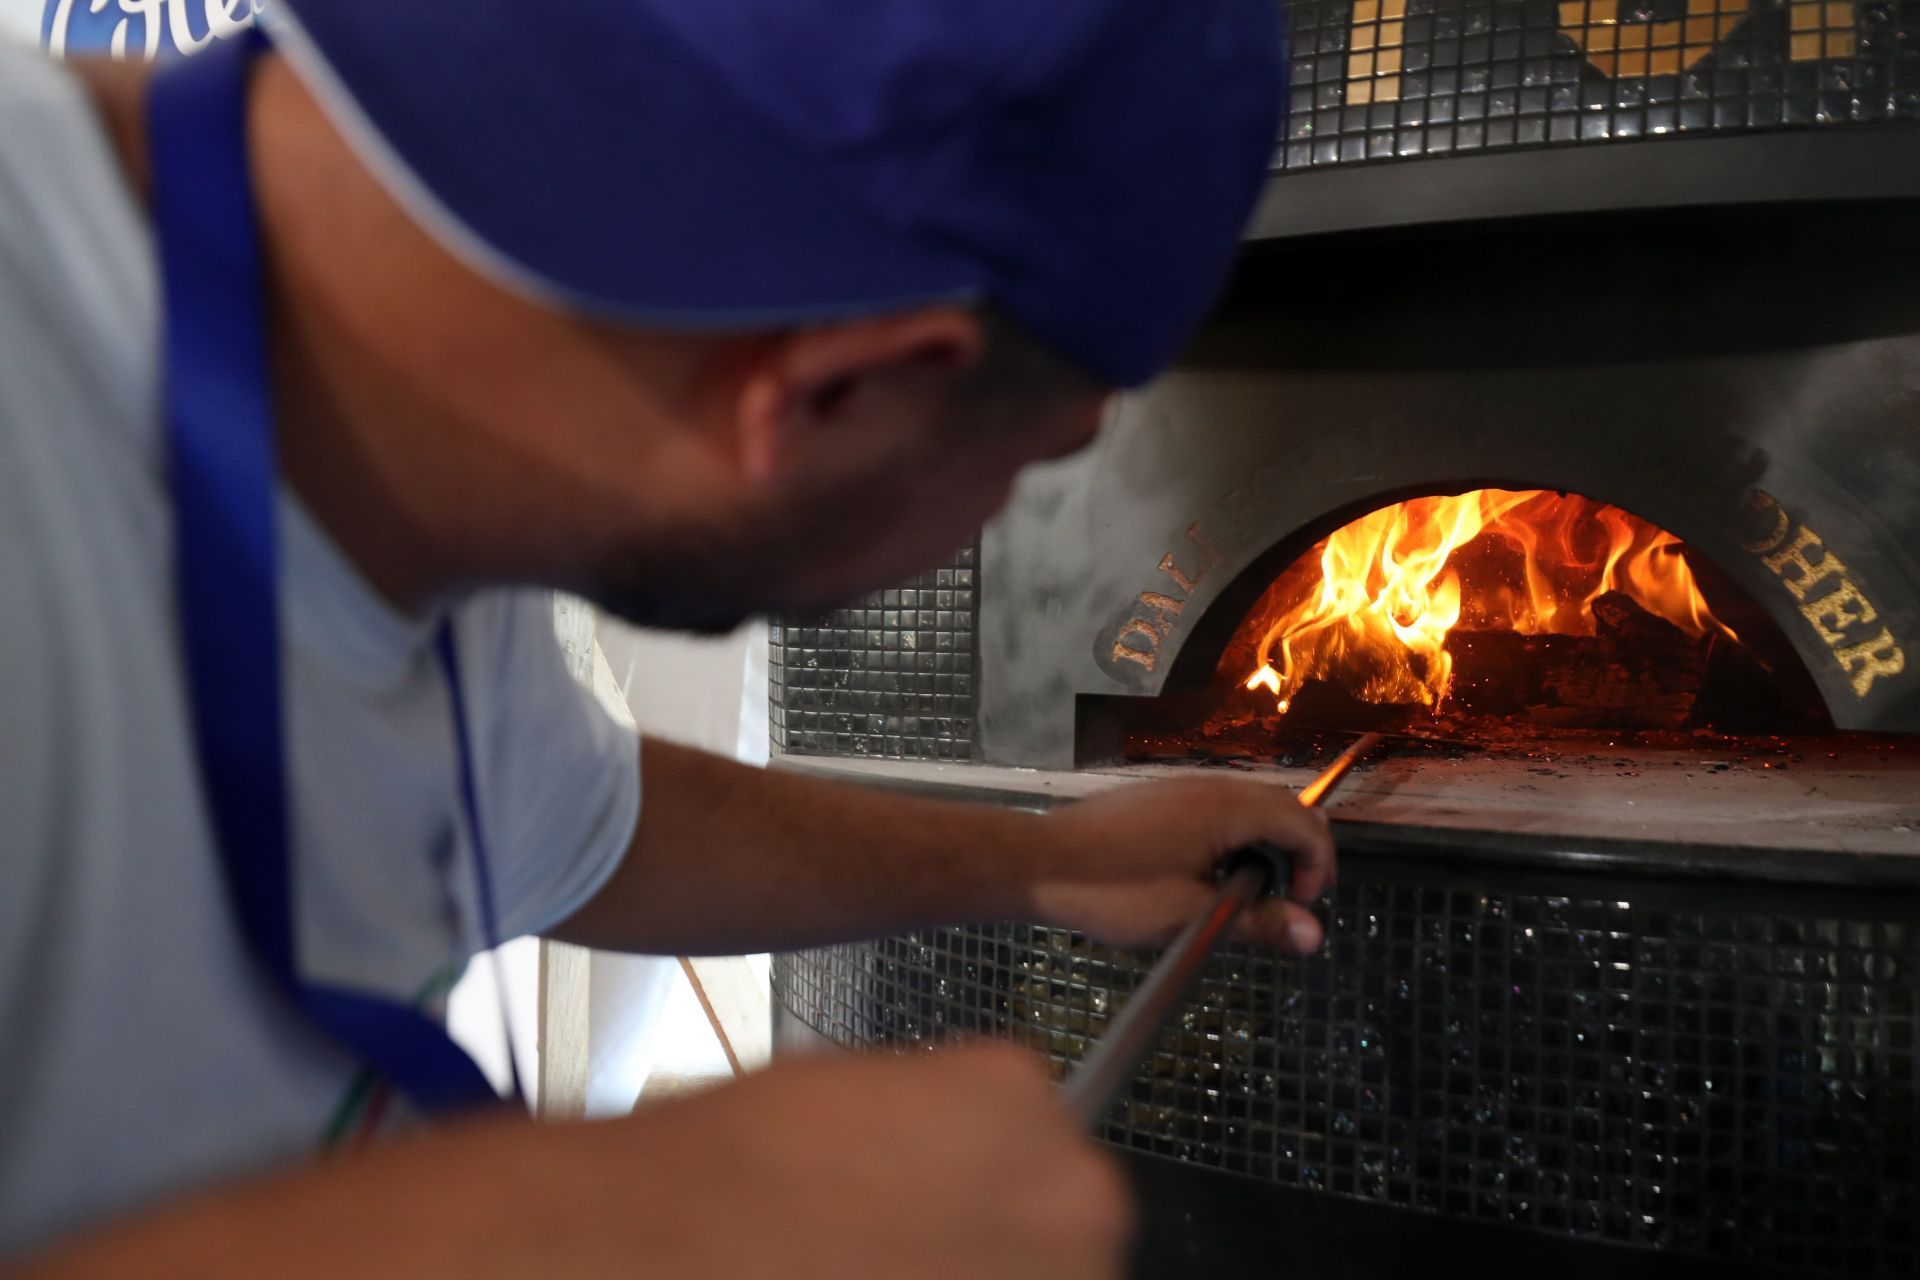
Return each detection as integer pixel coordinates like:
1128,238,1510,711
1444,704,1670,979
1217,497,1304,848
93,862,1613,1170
1243,489,1735,715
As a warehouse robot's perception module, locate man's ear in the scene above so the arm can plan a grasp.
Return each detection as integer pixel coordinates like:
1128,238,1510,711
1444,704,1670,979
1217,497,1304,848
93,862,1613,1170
734,307,986,486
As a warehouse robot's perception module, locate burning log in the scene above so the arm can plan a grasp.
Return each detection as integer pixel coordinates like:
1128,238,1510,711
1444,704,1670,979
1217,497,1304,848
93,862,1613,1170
1236,488,1737,720
1263,592,1797,737
1450,591,1704,729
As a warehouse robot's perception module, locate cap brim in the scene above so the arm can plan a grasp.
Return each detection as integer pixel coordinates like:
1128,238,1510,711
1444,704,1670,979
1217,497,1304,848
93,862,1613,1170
269,1,984,332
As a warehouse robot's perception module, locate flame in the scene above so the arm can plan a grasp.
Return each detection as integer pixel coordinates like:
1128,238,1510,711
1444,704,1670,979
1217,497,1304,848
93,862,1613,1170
1243,489,1735,715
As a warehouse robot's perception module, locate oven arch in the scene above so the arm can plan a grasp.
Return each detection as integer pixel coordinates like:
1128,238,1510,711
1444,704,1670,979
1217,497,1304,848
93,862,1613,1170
979,350,1920,769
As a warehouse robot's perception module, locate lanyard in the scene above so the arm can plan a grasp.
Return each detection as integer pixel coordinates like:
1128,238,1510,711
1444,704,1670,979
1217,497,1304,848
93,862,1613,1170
151,31,515,1117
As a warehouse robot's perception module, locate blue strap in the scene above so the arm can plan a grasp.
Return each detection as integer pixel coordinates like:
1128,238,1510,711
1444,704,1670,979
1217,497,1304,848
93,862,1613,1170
435,622,527,1104
153,32,510,1117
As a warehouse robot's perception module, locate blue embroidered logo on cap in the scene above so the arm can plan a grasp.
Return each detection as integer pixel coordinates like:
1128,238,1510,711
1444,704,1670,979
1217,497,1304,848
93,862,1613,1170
41,0,263,60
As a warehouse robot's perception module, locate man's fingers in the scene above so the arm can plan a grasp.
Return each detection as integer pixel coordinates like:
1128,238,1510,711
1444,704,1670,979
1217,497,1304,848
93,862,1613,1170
1234,899,1326,954
1235,792,1335,904
1287,803,1337,903
1204,781,1338,903
1228,788,1334,950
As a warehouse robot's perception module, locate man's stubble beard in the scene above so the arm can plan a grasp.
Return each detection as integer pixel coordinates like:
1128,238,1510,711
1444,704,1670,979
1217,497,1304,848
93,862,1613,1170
576,522,834,636
572,435,1007,636
580,541,765,636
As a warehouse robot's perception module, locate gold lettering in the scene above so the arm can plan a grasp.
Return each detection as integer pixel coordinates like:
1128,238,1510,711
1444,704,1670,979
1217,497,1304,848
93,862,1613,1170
1834,627,1906,698
1763,524,1849,601
1110,619,1160,672
1753,518,1906,699
1158,525,1222,597
1138,591,1186,639
1157,553,1198,596
1739,490,1792,555
1798,579,1879,645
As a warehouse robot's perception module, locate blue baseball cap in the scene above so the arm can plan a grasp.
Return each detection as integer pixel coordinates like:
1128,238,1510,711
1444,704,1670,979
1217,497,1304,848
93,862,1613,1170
268,0,1282,387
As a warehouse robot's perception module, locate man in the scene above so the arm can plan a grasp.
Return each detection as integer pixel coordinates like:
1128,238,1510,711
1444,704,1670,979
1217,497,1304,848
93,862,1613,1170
0,1,1335,1275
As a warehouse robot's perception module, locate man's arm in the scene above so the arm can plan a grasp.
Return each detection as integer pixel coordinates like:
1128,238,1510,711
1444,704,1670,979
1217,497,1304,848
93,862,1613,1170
549,738,1337,956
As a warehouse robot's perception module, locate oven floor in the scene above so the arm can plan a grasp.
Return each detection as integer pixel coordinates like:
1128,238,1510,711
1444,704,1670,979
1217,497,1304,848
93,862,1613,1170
777,743,1920,866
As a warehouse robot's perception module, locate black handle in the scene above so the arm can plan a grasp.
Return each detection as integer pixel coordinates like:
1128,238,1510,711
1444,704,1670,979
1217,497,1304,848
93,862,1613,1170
1216,841,1293,898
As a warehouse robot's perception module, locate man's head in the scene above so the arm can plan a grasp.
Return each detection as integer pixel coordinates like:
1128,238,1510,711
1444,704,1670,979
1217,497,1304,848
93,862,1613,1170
249,0,1282,626
582,305,1106,632
257,104,1105,629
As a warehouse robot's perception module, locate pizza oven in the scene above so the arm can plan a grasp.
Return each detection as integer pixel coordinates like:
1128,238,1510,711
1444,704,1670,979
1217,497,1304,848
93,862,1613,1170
768,3,1920,1274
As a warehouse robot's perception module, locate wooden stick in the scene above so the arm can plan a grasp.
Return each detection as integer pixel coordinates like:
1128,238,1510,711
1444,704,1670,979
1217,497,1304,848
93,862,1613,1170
678,956,744,1079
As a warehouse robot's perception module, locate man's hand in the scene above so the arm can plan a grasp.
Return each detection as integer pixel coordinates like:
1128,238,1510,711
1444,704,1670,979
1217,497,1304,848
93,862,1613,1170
630,1046,1133,1279
20,1048,1132,1280
1029,777,1337,953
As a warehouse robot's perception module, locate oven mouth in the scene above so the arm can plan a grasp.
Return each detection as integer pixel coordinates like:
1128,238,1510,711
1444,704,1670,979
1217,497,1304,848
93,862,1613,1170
1080,484,1878,771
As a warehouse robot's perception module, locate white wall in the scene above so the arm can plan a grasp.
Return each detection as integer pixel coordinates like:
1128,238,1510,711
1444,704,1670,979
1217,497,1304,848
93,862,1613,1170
577,617,768,1115
595,620,768,765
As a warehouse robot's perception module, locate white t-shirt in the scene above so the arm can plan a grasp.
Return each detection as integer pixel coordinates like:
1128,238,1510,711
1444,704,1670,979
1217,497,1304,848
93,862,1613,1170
0,43,641,1254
